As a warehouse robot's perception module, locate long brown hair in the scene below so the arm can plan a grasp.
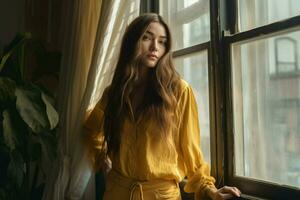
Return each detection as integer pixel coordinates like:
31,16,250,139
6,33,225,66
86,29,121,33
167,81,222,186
104,13,181,155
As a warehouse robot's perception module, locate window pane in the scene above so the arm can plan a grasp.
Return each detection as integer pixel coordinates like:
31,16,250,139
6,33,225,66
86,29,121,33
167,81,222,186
174,51,211,163
239,0,300,32
160,0,210,50
231,29,300,188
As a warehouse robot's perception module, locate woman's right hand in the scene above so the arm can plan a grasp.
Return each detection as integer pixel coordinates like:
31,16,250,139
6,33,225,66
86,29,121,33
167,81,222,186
207,186,241,200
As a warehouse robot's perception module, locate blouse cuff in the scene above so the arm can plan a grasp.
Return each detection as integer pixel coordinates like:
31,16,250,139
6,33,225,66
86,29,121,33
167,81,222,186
183,167,216,199
194,184,217,200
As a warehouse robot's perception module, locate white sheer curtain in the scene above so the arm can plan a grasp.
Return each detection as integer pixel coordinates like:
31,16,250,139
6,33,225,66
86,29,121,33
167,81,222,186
42,0,140,200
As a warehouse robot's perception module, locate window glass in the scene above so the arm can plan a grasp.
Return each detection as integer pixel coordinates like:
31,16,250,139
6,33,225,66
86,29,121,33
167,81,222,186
239,0,300,32
178,0,199,9
231,29,300,188
160,0,210,50
174,51,211,163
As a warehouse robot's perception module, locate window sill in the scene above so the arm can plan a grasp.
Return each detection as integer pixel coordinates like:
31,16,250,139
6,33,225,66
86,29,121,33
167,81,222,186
181,193,270,200
236,194,269,200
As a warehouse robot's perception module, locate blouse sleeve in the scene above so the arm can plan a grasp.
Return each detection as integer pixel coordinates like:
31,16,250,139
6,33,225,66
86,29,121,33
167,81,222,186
83,89,108,171
178,85,216,199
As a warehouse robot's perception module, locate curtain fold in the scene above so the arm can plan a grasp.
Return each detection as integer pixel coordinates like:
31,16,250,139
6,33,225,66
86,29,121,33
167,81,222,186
42,0,102,199
42,1,140,200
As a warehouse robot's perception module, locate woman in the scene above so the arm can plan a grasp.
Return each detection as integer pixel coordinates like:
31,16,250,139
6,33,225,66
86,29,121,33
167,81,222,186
84,13,241,200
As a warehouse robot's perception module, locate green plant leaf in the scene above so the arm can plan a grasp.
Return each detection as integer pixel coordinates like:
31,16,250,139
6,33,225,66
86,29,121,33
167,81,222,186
2,110,17,151
41,92,59,130
7,150,24,188
15,87,49,133
0,52,12,73
0,77,16,104
0,33,31,74
2,33,31,55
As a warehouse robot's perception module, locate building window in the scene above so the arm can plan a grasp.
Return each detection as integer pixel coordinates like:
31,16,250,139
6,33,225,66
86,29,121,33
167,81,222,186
274,37,298,75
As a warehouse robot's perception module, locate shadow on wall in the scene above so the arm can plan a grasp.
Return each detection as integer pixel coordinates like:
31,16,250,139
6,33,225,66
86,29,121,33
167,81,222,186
0,0,25,55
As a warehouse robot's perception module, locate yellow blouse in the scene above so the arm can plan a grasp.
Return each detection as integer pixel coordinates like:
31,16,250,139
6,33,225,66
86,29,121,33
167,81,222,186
84,79,216,198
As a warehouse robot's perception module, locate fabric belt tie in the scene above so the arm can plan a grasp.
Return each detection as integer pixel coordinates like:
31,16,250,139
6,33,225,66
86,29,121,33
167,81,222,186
108,169,179,200
129,182,144,200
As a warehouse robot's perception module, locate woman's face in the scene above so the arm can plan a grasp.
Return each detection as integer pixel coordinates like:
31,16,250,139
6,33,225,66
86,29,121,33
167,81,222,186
139,22,167,68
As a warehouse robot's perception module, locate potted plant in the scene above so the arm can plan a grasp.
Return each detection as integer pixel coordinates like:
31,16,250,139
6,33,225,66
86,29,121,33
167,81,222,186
0,33,59,200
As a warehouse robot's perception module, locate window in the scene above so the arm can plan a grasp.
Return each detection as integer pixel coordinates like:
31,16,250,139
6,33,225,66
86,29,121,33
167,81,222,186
227,0,300,199
231,30,300,188
160,0,210,50
239,0,300,32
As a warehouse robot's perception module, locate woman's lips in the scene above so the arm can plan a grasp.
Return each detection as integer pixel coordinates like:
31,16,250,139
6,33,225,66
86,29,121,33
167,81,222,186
147,54,158,60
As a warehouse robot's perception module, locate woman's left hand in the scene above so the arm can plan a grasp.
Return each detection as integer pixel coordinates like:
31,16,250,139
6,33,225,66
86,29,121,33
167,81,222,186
207,186,241,200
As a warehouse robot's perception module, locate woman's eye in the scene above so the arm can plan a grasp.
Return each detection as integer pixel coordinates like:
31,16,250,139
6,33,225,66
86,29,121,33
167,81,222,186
159,40,166,45
142,35,151,40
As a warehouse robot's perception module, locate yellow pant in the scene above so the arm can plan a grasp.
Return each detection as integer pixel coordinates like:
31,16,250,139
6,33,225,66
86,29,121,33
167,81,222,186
103,170,182,200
